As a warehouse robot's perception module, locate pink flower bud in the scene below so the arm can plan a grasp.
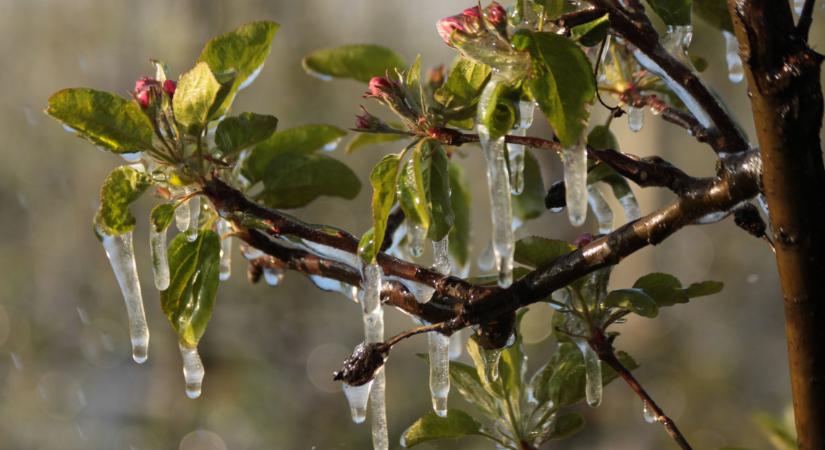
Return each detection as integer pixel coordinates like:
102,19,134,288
162,79,176,97
485,2,507,31
574,233,594,249
137,90,151,108
133,76,159,109
436,17,465,48
436,5,487,47
365,76,399,99
355,106,382,130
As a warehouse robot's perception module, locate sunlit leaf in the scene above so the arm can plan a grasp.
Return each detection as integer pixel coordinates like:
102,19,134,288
302,44,405,83
94,166,151,236
401,410,483,448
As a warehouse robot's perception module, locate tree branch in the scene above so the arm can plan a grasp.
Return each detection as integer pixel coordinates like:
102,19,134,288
797,0,817,41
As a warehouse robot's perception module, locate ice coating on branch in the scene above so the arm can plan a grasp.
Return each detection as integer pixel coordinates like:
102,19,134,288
723,31,744,83
100,230,149,363
186,195,200,242
237,64,263,91
120,152,142,162
587,185,613,234
448,330,464,360
173,187,191,232
428,332,451,417
309,275,352,298
619,192,641,222
217,219,232,281
242,246,264,260
343,380,373,424
643,401,657,423
509,101,536,195
370,370,389,450
574,338,602,407
563,136,588,227
757,193,770,217
408,223,426,258
179,343,205,399
433,238,451,275
627,106,644,132
301,239,361,269
263,267,285,286
150,226,170,290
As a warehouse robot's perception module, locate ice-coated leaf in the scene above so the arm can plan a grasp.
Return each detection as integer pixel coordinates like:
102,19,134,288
427,141,453,241
94,166,151,236
448,162,471,267
197,21,279,116
215,112,278,155
46,88,155,153
161,231,221,348
514,236,575,269
477,76,517,140
361,154,401,263
345,132,405,154
603,288,659,317
435,56,491,119
242,124,347,181
173,62,222,134
400,410,483,448
150,203,176,233
512,150,546,221
302,44,405,83
518,31,595,147
447,361,498,415
397,143,431,232
549,412,585,440
648,0,693,26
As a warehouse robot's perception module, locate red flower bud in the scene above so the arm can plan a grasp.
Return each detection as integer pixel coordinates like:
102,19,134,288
574,233,594,249
133,76,160,109
437,6,484,47
137,90,151,108
355,106,382,130
485,2,507,31
162,79,176,97
365,76,400,99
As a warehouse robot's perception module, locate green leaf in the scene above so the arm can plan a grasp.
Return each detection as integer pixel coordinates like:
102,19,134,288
448,361,498,415
253,152,361,209
478,78,517,140
549,412,585,440
215,112,278,155
684,280,724,297
466,336,504,397
512,150,546,221
173,62,222,134
361,154,401,263
521,31,595,147
161,231,221,348
633,273,687,306
150,203,176,233
587,125,619,150
302,44,405,83
242,124,347,182
448,163,471,268
401,410,483,448
345,132,405,154
694,0,733,32
197,21,279,117
94,166,151,236
648,0,693,26
571,14,609,47
404,55,424,113
603,288,659,317
397,142,432,232
435,56,491,118
515,236,575,268
427,142,454,241
46,88,155,153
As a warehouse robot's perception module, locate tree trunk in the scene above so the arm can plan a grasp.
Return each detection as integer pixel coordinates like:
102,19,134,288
728,2,825,448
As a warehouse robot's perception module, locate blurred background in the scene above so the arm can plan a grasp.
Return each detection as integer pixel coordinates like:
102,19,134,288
1,0,821,449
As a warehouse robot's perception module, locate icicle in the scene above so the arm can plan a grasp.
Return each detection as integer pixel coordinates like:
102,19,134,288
587,185,613,235
242,246,264,260
448,329,464,360
643,401,657,423
477,240,495,271
563,136,588,227
173,187,191,232
120,152,142,162
483,348,502,382
150,226,170,290
619,192,641,221
723,31,744,83
370,370,389,450
186,195,200,242
99,230,149,363
627,106,644,132
217,219,232,281
509,101,535,195
428,332,450,417
179,343,205,399
573,338,602,407
794,0,804,15
757,193,770,217
407,224,426,258
432,238,451,275
343,380,374,424
263,267,285,286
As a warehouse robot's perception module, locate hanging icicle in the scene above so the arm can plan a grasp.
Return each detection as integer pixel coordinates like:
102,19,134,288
722,31,744,83
186,195,201,242
99,230,149,363
150,225,170,290
627,106,644,132
179,343,205,399
563,135,588,227
573,338,602,407
509,101,536,195
428,238,451,417
217,219,232,281
587,185,613,234
619,192,642,222
173,186,191,232
361,263,387,443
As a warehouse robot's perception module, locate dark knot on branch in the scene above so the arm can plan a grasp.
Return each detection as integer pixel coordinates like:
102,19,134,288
333,342,389,386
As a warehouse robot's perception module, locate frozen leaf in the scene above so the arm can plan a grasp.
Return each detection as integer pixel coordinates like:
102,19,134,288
400,410,483,448
94,166,151,236
173,62,222,134
302,44,405,83
215,112,278,155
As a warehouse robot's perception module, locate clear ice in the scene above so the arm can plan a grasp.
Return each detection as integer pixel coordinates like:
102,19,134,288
509,101,535,195
179,343,205,399
150,226,170,290
217,219,232,281
723,31,744,83
587,185,613,234
563,136,588,227
574,338,602,407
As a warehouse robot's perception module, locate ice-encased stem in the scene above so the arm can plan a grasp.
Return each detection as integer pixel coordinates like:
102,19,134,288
173,187,190,232
179,343,205,399
150,226,170,290
627,106,644,132
723,31,744,83
361,263,387,443
587,185,613,235
563,136,588,227
509,101,536,195
217,219,232,281
643,401,657,423
428,332,450,417
370,369,389,449
100,230,149,363
186,195,201,242
574,338,602,407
